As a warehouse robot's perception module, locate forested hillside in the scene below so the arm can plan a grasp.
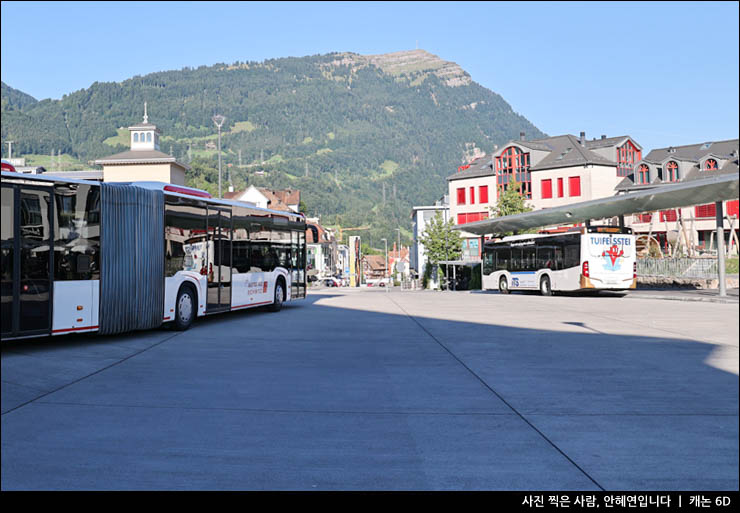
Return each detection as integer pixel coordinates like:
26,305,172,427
1,50,545,246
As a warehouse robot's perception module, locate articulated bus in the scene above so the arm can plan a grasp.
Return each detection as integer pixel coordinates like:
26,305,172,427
482,226,636,295
1,170,307,341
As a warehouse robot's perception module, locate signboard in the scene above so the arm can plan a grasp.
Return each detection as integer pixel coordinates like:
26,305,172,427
349,236,361,287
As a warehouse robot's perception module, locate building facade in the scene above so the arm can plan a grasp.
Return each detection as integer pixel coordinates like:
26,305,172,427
94,105,189,185
447,132,642,257
411,195,450,280
623,139,739,254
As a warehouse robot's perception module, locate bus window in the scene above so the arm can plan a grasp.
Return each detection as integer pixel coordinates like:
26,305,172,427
483,249,495,275
564,243,580,269
495,248,510,271
164,197,207,277
537,246,555,270
54,184,100,281
522,246,536,271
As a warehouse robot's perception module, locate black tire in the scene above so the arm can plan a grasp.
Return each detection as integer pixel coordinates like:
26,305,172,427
540,275,552,296
174,284,196,331
499,276,510,294
269,278,285,312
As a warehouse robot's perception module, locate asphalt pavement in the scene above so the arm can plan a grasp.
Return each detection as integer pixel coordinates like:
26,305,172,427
2,288,738,490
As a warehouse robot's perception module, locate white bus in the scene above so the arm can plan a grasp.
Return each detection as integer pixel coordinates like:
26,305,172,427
1,170,307,340
481,226,636,295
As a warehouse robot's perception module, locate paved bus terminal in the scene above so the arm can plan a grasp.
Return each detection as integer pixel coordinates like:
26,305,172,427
1,288,737,490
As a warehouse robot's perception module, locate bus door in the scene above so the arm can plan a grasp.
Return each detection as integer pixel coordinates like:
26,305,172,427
1,185,53,339
290,230,306,299
206,206,232,313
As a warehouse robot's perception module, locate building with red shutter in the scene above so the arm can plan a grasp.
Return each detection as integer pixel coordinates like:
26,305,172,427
447,131,642,258
623,139,739,253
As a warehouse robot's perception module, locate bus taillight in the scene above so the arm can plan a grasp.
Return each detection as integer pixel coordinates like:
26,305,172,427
633,261,637,279
582,260,590,278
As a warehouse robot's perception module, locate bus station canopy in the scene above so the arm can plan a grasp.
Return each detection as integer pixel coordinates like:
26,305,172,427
454,173,739,236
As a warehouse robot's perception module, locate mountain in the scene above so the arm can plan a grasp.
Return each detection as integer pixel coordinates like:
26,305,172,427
1,82,38,110
1,50,545,246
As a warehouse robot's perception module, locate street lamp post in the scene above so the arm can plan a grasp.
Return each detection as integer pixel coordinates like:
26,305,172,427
396,228,401,288
212,115,226,198
381,238,388,289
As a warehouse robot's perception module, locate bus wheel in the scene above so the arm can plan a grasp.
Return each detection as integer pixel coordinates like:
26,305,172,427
499,276,510,294
174,284,196,331
269,279,284,312
540,275,552,296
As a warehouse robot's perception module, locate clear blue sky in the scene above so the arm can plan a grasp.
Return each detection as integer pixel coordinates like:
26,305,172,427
1,1,738,152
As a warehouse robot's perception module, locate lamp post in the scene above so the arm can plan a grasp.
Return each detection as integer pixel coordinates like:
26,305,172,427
381,238,388,289
396,228,401,288
212,115,226,198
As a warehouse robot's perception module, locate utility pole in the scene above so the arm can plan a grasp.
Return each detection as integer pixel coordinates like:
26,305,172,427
212,114,226,198
381,238,388,289
6,141,14,160
396,228,401,287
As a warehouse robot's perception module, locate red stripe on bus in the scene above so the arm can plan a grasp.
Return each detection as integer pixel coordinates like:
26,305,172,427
52,325,99,334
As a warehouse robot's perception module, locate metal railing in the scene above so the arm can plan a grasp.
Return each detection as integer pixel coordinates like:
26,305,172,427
637,257,721,279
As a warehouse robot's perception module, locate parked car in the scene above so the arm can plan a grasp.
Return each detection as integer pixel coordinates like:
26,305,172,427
322,277,340,287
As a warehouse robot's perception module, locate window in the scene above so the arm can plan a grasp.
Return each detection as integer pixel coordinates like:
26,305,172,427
617,141,641,177
659,210,677,222
541,179,552,199
456,188,466,205
666,161,679,182
637,164,650,184
164,197,207,278
479,185,489,204
146,132,152,143
54,184,100,280
133,133,139,143
704,159,718,171
457,213,467,225
727,200,739,217
563,242,580,269
494,247,510,271
557,178,564,198
469,186,475,204
495,146,531,199
695,204,716,218
568,176,581,197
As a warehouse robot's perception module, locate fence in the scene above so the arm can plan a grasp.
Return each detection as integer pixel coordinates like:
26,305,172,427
637,258,723,279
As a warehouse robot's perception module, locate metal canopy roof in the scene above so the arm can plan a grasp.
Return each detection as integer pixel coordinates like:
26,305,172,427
454,173,739,236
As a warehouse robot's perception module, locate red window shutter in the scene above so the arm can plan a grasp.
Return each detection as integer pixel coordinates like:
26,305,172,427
457,188,466,205
469,187,475,204
457,213,467,224
541,179,552,199
568,176,581,197
479,185,489,204
557,178,564,197
660,210,677,222
695,204,716,218
726,200,739,217
480,211,488,220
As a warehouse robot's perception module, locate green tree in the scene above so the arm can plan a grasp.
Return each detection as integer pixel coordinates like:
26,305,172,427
489,177,534,236
490,177,532,218
419,212,463,266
